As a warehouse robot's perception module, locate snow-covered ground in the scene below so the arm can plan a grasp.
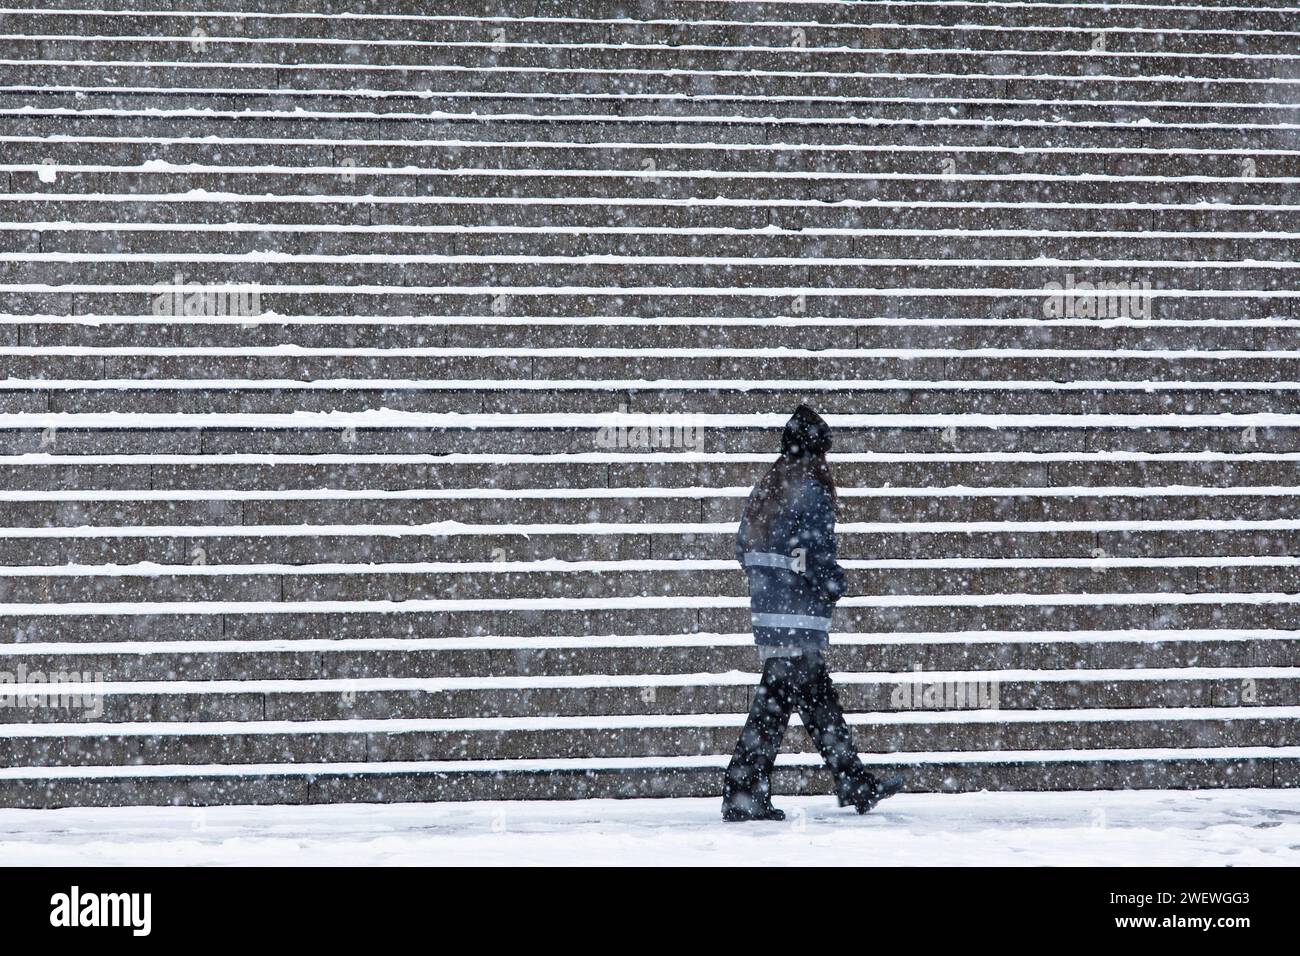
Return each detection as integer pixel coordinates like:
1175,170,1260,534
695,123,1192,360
1,789,1297,866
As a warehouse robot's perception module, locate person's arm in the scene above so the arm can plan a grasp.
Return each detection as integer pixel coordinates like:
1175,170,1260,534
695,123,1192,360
799,480,847,601
735,494,752,567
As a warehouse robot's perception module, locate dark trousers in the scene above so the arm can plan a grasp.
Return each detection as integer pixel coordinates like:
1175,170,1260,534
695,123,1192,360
723,653,867,810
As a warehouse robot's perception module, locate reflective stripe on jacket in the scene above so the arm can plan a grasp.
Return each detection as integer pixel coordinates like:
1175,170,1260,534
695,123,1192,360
735,475,847,651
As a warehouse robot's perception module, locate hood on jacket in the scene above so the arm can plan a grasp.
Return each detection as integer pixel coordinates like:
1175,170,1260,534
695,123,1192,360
781,404,832,458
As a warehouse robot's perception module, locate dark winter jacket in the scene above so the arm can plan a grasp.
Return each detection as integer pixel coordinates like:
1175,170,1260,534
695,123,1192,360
735,473,848,652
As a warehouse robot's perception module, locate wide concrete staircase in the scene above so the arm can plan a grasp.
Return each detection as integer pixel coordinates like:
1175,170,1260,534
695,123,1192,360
0,0,1297,806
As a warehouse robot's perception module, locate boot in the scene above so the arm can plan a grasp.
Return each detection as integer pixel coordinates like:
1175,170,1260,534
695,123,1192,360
836,771,905,814
721,746,788,822
721,792,787,823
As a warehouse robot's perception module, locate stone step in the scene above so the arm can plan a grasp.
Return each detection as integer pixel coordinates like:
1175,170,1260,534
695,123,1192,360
5,629,1293,678
6,455,1300,493
1,114,1289,150
17,230,1300,264
3,261,1295,293
0,422,1296,455
8,10,1300,49
12,353,1300,382
2,671,1293,723
5,384,1300,416
18,292,1287,322
4,486,1300,527
2,594,1299,640
7,92,1298,127
7,140,1300,177
0,708,1293,766
0,748,1292,807
14,0,1300,26
0,595,1274,648
1,561,1299,603
1,524,1294,565
7,318,1300,352
6,199,1294,236
5,289,1294,323
7,64,1300,106
5,36,1298,76
9,168,1297,203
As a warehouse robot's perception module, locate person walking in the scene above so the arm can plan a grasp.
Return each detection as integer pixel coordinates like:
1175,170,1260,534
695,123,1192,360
722,404,904,822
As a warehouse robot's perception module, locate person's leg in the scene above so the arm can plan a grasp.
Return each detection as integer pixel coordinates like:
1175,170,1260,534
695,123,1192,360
788,653,905,812
787,652,870,788
722,657,796,819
